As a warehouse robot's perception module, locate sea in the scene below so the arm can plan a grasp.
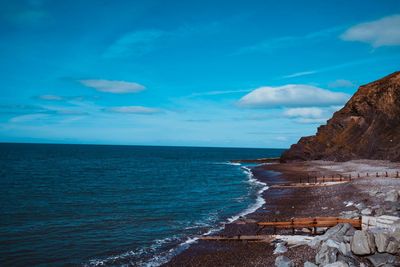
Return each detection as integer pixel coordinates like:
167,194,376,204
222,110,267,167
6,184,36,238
0,143,284,266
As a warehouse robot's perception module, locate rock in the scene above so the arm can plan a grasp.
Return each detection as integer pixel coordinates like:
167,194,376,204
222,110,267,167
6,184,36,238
303,261,317,267
280,71,400,162
274,242,288,254
374,207,385,216
385,190,399,202
366,253,398,267
361,208,373,216
386,239,399,254
339,242,352,256
324,261,349,267
326,239,341,249
374,232,390,253
351,230,376,255
356,202,367,210
275,255,294,267
310,223,355,248
340,210,360,219
315,243,339,265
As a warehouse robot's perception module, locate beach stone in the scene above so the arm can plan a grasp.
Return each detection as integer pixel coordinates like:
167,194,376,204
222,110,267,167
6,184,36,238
315,243,339,265
374,232,390,253
361,208,373,216
274,242,288,254
326,239,341,249
351,230,376,255
323,261,349,267
356,202,367,210
341,210,360,219
385,190,399,202
339,242,352,256
303,261,317,267
275,255,294,267
374,207,385,216
366,253,398,267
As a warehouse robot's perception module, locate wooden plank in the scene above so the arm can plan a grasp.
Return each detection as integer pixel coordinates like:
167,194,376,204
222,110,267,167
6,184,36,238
257,217,361,229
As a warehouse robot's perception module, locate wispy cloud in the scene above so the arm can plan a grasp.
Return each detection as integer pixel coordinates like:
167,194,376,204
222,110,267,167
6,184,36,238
282,71,317,79
341,14,400,47
105,106,161,114
187,89,251,98
238,85,350,108
328,79,354,88
103,30,166,58
235,26,342,55
10,113,49,123
79,79,145,94
38,94,64,101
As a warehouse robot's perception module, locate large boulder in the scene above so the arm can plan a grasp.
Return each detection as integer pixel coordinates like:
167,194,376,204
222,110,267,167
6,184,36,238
315,243,339,265
351,230,376,255
385,190,399,202
311,223,355,248
366,253,399,267
374,232,399,254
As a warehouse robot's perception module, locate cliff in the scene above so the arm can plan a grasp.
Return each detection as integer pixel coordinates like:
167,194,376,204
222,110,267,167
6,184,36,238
281,71,400,162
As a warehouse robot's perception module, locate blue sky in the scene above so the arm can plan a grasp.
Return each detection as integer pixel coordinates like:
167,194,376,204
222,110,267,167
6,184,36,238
0,0,399,148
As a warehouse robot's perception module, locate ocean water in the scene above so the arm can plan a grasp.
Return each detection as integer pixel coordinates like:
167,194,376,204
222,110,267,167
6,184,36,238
0,143,283,266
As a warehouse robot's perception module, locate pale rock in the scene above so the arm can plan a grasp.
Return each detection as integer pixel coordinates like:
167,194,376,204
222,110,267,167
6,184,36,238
351,230,376,255
315,243,339,265
361,208,373,216
338,242,351,256
303,262,317,267
324,261,349,267
385,190,399,202
275,255,294,267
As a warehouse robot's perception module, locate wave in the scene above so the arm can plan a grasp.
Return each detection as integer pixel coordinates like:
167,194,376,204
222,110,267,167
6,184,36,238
86,164,268,267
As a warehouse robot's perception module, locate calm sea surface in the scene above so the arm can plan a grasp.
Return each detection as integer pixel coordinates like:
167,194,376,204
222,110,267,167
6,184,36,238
0,143,283,266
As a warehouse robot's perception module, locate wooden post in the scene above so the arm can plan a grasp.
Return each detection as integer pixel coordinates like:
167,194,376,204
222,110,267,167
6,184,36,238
367,173,369,177
323,176,325,183
274,218,277,234
291,218,294,235
397,171,399,178
357,173,360,178
300,177,302,183
332,175,334,182
376,172,379,177
385,171,388,177
340,175,342,182
307,175,310,183
315,176,317,184
349,174,351,181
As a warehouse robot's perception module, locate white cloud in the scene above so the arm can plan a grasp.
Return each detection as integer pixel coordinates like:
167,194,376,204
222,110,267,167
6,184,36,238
80,79,145,94
283,107,324,118
341,14,400,47
238,85,350,108
106,106,160,114
328,79,354,88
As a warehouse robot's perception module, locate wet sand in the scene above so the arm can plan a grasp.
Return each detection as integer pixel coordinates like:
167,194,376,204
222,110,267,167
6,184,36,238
164,161,400,267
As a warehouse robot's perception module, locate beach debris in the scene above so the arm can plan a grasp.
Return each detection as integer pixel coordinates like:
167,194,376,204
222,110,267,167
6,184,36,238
344,201,354,207
303,261,317,267
273,241,288,254
350,230,376,255
274,255,294,267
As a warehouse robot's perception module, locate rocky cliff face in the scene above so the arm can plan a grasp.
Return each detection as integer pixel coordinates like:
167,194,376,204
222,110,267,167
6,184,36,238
281,71,400,162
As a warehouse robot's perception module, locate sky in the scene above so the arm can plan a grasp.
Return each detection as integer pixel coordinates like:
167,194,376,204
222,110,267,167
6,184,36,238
0,0,400,148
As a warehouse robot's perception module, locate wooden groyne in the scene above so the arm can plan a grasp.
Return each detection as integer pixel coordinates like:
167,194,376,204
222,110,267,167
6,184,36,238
257,217,361,235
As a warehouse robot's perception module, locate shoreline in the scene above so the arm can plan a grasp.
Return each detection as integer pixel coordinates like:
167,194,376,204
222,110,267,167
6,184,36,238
164,160,400,266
